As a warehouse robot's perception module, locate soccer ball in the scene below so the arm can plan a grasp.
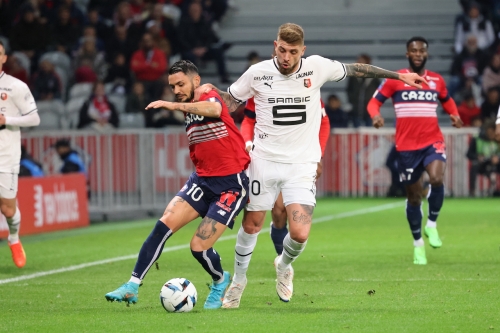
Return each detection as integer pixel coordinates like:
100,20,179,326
160,278,197,313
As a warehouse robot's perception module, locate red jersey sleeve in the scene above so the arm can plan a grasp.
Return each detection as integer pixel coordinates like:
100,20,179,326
240,116,255,142
436,75,459,116
319,105,330,156
244,97,256,119
199,90,223,105
367,79,397,118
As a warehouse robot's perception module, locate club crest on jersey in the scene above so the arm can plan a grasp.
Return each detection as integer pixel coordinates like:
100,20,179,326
0,93,7,100
304,78,311,88
428,80,437,89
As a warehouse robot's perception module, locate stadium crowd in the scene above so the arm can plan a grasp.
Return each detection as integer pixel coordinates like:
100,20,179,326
0,0,232,130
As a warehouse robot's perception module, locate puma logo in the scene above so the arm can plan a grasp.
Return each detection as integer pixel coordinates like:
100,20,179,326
264,82,273,89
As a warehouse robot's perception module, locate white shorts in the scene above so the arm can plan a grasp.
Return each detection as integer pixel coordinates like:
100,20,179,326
246,155,316,211
0,173,18,199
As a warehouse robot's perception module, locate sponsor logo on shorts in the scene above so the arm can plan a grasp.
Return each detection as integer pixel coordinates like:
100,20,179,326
217,209,227,216
180,184,188,192
216,191,239,212
433,142,446,154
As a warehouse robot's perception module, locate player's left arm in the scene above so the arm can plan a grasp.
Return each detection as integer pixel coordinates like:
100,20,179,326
146,100,222,118
344,63,428,89
0,84,40,127
437,77,463,128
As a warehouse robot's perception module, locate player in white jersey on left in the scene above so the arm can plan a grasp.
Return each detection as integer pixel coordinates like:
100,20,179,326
0,41,40,268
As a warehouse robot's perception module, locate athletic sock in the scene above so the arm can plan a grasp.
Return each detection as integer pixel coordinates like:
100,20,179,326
427,184,444,225
6,208,21,244
191,248,224,283
233,226,258,283
130,220,172,283
279,234,307,269
406,201,423,241
413,238,424,247
270,222,288,255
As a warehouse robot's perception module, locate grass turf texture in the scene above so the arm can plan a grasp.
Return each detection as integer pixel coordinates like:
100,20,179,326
0,198,498,333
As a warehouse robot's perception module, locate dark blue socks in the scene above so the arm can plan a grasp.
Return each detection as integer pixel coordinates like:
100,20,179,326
406,202,422,241
191,248,224,282
270,223,288,255
427,184,444,222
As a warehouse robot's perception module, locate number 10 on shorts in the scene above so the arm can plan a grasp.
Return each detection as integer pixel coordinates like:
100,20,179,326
186,183,204,201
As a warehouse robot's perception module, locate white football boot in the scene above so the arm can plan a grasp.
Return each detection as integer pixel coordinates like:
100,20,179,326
274,255,294,302
221,276,247,308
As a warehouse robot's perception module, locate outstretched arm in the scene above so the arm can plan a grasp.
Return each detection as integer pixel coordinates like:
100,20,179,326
344,63,428,89
146,100,222,118
193,83,243,112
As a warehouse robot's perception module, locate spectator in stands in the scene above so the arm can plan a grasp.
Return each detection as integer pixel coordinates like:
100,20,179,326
50,5,81,54
126,81,149,114
145,3,179,55
57,0,86,27
145,20,172,59
324,94,348,128
3,54,29,84
130,32,167,94
73,37,107,80
74,58,98,83
245,51,261,71
449,34,488,99
455,2,495,54
467,120,500,196
54,139,87,176
482,53,500,94
77,81,119,131
144,86,184,128
105,53,132,94
88,0,122,19
458,92,481,126
76,26,105,52
178,2,230,83
86,7,112,41
481,87,500,121
31,60,61,101
113,1,143,45
9,4,49,64
19,145,44,178
105,26,136,64
346,54,380,127
0,0,14,37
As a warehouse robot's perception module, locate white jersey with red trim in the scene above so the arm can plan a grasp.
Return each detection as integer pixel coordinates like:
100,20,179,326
229,55,345,163
0,72,38,174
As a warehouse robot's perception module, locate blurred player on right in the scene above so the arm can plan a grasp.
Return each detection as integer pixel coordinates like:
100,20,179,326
496,106,500,141
367,37,463,265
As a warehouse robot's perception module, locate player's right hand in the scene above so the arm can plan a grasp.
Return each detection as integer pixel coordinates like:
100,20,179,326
193,84,215,102
372,115,384,128
245,141,253,152
450,115,463,128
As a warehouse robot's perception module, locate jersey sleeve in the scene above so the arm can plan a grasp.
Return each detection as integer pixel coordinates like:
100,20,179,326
244,97,256,119
14,82,37,115
228,67,254,103
372,79,397,103
436,75,451,102
200,90,222,105
309,55,346,84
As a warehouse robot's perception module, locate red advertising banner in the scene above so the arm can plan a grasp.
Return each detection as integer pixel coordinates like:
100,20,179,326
0,174,89,237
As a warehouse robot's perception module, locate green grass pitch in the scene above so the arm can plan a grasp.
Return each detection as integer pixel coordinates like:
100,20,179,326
0,198,499,333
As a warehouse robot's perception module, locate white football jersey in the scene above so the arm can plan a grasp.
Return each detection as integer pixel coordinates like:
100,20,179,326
229,55,345,163
0,72,38,174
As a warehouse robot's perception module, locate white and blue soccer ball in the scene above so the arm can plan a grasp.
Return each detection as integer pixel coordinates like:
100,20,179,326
160,278,197,313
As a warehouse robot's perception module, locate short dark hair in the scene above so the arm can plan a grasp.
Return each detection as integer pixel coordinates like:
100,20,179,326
0,40,4,51
406,36,429,49
168,60,199,76
328,94,339,102
54,139,71,149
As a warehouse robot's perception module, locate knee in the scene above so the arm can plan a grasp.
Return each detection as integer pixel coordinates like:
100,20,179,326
242,213,264,234
428,174,444,187
271,207,287,229
190,237,205,252
407,192,422,206
289,229,308,244
0,204,15,219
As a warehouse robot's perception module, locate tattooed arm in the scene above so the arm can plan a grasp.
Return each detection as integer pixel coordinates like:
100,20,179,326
146,100,222,118
344,63,428,88
193,83,243,112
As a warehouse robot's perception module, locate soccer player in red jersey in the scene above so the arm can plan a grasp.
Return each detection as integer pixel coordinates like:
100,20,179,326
241,97,330,255
367,37,463,265
105,60,250,309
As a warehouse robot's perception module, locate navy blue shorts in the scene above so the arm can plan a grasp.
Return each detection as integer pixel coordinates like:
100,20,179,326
397,142,446,185
177,171,249,229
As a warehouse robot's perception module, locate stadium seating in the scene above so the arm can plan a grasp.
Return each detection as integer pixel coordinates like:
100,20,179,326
119,113,145,128
65,97,88,128
108,94,126,114
12,52,31,76
69,83,94,100
36,100,66,130
0,36,10,53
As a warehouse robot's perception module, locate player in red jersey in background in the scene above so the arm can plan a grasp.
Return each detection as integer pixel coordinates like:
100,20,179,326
105,60,250,309
367,37,463,265
241,96,330,255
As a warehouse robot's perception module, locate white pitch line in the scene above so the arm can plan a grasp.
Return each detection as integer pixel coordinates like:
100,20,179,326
0,202,403,285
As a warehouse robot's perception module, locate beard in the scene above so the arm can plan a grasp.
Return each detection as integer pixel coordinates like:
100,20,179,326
408,57,427,73
276,58,296,75
175,87,194,103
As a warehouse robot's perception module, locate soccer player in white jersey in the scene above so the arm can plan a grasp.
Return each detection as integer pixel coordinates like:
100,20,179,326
0,41,40,268
197,23,427,307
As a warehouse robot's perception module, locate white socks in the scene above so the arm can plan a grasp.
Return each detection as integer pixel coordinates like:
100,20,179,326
129,277,142,285
233,226,258,283
279,234,307,269
6,208,21,244
413,238,424,247
426,220,437,228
